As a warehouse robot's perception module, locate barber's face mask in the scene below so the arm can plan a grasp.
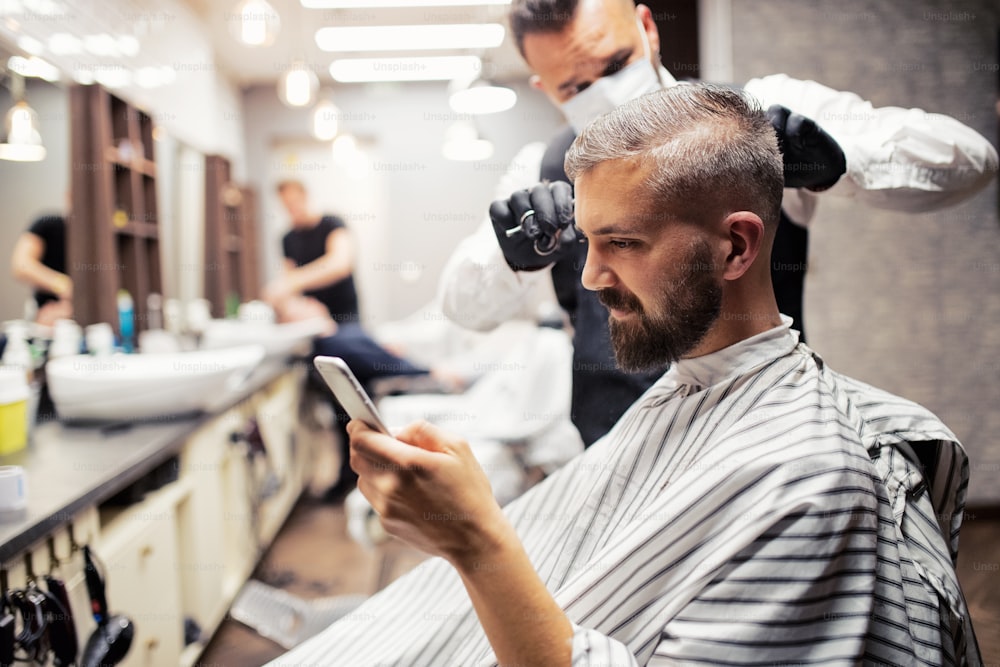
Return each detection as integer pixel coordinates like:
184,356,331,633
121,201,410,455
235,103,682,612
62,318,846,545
560,20,663,134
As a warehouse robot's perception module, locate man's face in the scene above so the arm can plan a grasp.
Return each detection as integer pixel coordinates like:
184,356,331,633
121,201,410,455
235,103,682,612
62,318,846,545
279,185,309,225
522,0,660,105
575,160,723,371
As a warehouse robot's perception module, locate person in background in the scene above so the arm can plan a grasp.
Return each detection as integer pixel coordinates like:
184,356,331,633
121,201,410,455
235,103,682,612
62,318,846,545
439,0,999,448
264,179,429,502
11,213,72,326
268,83,979,667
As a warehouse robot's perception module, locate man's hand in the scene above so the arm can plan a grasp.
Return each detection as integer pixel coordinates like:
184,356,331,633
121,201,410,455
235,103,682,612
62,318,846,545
36,299,72,327
262,277,297,306
767,104,847,191
348,419,507,565
490,181,577,272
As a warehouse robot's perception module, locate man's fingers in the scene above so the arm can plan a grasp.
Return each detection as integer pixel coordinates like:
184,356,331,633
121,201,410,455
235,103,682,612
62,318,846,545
550,181,574,226
785,112,817,149
348,419,425,468
394,419,460,454
488,198,513,229
508,188,533,219
529,182,559,237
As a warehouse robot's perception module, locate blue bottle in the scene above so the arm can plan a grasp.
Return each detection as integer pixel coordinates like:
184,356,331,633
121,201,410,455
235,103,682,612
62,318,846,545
117,289,135,353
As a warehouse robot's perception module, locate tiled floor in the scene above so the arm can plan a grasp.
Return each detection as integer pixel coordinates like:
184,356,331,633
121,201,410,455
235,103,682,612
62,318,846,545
199,499,1000,666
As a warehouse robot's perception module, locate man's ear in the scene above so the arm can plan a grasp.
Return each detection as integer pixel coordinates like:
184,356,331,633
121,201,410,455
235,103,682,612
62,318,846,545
721,211,765,281
635,4,661,60
529,74,543,91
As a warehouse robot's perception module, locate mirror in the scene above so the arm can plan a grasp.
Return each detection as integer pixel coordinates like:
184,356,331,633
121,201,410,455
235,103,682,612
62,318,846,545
0,67,69,323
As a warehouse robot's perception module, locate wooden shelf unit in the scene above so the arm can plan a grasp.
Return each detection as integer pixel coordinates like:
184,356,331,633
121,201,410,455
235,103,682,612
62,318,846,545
204,155,260,318
68,84,161,334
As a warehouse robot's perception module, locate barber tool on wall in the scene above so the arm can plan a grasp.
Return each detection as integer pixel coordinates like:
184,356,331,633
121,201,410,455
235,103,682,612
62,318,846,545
80,546,134,667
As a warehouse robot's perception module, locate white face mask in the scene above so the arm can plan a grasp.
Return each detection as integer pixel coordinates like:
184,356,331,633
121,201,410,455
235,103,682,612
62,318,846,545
560,19,663,134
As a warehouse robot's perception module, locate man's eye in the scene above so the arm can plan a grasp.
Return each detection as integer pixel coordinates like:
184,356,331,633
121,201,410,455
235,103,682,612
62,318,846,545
604,59,628,76
609,239,634,249
573,81,592,96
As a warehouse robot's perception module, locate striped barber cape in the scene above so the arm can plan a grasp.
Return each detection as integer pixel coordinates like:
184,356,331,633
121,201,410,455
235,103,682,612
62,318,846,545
268,318,980,666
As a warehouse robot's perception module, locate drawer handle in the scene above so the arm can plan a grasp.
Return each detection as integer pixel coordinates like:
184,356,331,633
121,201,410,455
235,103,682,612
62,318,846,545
146,638,159,651
139,544,154,559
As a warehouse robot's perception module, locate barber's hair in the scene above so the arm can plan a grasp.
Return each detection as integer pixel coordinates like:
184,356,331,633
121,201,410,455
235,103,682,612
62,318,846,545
276,179,306,195
509,0,581,57
564,83,784,230
510,0,637,57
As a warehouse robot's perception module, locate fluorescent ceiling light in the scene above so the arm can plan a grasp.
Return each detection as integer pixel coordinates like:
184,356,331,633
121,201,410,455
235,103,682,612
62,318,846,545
316,23,504,52
330,55,481,82
449,84,515,114
304,0,509,7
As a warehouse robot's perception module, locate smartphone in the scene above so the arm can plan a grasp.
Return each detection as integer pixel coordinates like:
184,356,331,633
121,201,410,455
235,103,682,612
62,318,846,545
313,356,391,435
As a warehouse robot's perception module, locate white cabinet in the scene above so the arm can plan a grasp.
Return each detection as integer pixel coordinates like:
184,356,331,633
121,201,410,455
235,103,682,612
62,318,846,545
97,483,188,667
0,368,314,667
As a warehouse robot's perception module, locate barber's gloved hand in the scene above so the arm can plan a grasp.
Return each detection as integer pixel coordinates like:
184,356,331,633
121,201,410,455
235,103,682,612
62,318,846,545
767,104,847,191
490,181,577,272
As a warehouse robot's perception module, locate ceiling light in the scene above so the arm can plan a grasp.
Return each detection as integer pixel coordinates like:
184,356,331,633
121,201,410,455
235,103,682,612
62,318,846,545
48,33,82,55
229,0,280,47
7,56,60,82
16,35,43,55
303,0,510,7
117,35,140,57
278,62,319,107
95,68,132,89
441,120,492,161
330,55,481,83
312,99,340,140
83,33,120,57
315,23,504,52
449,81,515,114
0,100,46,162
135,66,177,89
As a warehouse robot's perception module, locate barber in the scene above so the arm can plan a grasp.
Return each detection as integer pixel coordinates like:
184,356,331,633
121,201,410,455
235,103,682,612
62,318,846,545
439,0,998,447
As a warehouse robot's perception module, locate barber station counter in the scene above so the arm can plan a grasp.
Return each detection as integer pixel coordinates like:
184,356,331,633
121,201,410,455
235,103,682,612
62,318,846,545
0,358,319,667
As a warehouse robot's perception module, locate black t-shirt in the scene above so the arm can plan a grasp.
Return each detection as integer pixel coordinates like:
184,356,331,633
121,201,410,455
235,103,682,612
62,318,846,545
27,214,66,308
281,215,360,322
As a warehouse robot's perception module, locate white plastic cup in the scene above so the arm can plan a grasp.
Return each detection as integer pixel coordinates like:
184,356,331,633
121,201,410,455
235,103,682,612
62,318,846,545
0,465,27,512
85,323,115,356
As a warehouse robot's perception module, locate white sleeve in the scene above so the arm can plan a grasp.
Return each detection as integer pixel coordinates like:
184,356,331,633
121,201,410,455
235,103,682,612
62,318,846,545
744,73,999,220
437,142,558,332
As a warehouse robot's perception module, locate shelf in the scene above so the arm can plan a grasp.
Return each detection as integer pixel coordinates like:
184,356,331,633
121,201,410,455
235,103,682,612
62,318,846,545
103,147,157,177
114,220,159,238
69,83,161,333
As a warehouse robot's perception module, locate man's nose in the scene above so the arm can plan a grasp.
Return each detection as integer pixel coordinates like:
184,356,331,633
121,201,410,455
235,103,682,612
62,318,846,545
581,244,615,292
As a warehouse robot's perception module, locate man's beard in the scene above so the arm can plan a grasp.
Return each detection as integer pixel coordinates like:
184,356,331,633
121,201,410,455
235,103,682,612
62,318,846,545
598,240,722,372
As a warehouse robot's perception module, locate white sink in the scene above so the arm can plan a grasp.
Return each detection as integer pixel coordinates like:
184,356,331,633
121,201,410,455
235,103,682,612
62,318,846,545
46,345,266,422
200,318,329,359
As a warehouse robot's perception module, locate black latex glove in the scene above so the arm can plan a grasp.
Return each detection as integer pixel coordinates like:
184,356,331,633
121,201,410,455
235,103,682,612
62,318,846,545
490,181,577,272
767,104,847,191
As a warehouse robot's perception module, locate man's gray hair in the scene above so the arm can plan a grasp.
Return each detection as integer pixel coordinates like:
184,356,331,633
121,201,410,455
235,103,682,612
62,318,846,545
564,83,784,229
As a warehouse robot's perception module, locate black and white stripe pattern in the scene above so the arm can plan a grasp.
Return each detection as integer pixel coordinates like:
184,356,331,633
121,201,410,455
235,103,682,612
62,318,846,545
268,320,980,666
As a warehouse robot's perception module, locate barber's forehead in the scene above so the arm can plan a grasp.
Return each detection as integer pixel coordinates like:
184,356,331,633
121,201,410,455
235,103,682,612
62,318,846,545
524,1,637,70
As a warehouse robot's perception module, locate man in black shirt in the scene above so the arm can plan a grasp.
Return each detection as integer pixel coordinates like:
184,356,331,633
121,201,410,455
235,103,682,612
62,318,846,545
266,180,428,501
11,214,72,325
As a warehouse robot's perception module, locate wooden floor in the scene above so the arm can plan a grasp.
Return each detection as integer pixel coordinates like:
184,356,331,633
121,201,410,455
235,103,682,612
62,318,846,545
199,499,1000,666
